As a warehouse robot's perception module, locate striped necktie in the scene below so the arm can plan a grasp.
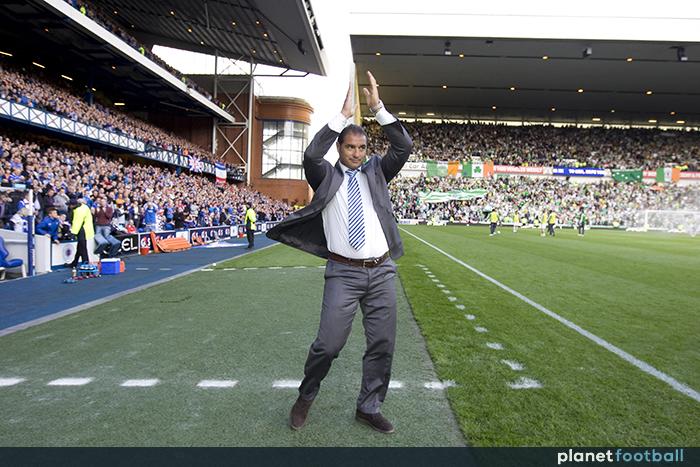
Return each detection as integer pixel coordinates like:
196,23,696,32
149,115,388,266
346,169,365,250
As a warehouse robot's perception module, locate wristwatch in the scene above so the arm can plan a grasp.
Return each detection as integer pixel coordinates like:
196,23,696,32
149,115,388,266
369,100,384,115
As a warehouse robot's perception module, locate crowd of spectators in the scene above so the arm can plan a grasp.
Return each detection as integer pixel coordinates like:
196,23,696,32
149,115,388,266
0,64,221,164
365,121,700,170
389,174,700,228
63,0,223,107
0,133,292,238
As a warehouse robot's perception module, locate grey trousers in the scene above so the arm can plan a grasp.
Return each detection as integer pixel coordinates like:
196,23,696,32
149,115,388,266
299,257,397,414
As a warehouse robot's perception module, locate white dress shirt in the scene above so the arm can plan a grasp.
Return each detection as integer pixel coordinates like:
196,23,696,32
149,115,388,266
321,108,397,259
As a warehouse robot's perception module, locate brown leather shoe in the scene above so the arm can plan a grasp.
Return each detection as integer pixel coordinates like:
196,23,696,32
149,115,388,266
289,396,313,430
355,409,395,434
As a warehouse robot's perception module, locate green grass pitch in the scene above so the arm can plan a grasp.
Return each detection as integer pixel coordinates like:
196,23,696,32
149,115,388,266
0,226,697,446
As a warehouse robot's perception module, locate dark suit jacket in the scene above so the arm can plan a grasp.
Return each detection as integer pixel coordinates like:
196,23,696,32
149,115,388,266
267,120,413,259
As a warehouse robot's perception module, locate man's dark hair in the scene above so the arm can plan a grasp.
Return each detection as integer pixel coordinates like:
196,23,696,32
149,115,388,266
337,124,367,146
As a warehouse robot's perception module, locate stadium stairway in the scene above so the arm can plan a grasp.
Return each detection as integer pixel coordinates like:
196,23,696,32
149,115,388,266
0,234,276,334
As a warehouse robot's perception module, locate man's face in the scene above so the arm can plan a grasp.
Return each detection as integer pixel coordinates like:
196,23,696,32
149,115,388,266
337,133,367,170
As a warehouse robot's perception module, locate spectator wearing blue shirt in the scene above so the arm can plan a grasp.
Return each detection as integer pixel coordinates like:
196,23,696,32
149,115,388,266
36,208,61,243
143,201,158,232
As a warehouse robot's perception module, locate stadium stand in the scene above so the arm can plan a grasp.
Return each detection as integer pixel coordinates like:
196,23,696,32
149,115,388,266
389,175,700,228
366,121,700,170
0,132,292,234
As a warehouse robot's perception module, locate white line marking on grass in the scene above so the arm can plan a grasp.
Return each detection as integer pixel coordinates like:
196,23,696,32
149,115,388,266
447,296,457,302
455,304,465,310
273,380,301,388
135,267,149,271
508,377,542,389
293,266,307,269
197,380,238,388
0,378,25,386
400,227,700,403
502,360,525,371
436,284,445,288
474,326,488,333
431,279,440,283
424,380,456,390
158,268,172,271
223,268,237,271
243,267,258,270
200,268,214,271
465,314,476,320
121,379,159,387
389,381,404,389
47,378,93,386
486,343,504,350
317,265,325,269
268,266,282,270
441,289,451,294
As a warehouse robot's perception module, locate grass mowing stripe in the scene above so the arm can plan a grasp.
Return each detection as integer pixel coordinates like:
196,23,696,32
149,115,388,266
400,227,700,403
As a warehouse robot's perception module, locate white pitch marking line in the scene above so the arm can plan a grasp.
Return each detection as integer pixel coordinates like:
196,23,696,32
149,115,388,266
389,381,404,389
197,380,238,388
317,265,325,269
121,379,159,387
293,266,307,269
47,377,94,386
436,284,445,288
200,268,214,272
465,314,476,320
273,379,301,388
243,267,258,270
455,304,466,310
474,326,488,333
268,266,282,270
508,377,543,389
135,267,149,271
223,268,237,271
501,360,525,371
441,289,451,294
0,378,25,386
447,296,457,302
486,342,504,350
158,268,172,271
424,380,456,390
399,227,700,403
431,279,440,283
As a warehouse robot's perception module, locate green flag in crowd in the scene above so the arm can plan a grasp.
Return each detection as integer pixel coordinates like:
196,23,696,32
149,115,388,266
426,160,439,177
612,169,643,182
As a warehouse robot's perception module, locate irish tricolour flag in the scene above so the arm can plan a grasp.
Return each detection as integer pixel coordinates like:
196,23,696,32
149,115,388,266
462,160,494,179
656,167,680,183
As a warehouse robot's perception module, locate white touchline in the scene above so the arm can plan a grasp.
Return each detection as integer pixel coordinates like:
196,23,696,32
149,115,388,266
400,227,700,403
431,279,440,283
197,380,238,388
447,296,457,302
223,268,237,271
269,266,282,270
159,268,172,271
424,380,456,390
200,268,214,271
121,379,159,387
486,342,504,350
474,326,488,333
0,377,25,386
436,284,445,288
442,290,451,294
508,377,542,389
465,314,476,320
389,381,404,389
455,304,466,310
47,377,93,386
135,267,149,271
502,360,525,371
293,266,307,269
273,380,301,388
243,267,258,270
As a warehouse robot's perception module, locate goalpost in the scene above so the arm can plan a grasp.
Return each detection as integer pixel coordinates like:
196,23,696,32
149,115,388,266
632,210,700,236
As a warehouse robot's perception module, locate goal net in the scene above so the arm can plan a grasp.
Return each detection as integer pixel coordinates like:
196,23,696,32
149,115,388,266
629,210,700,236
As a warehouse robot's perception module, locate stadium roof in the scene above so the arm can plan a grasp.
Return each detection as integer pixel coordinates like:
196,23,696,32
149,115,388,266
352,36,700,127
0,0,325,120
84,0,327,76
